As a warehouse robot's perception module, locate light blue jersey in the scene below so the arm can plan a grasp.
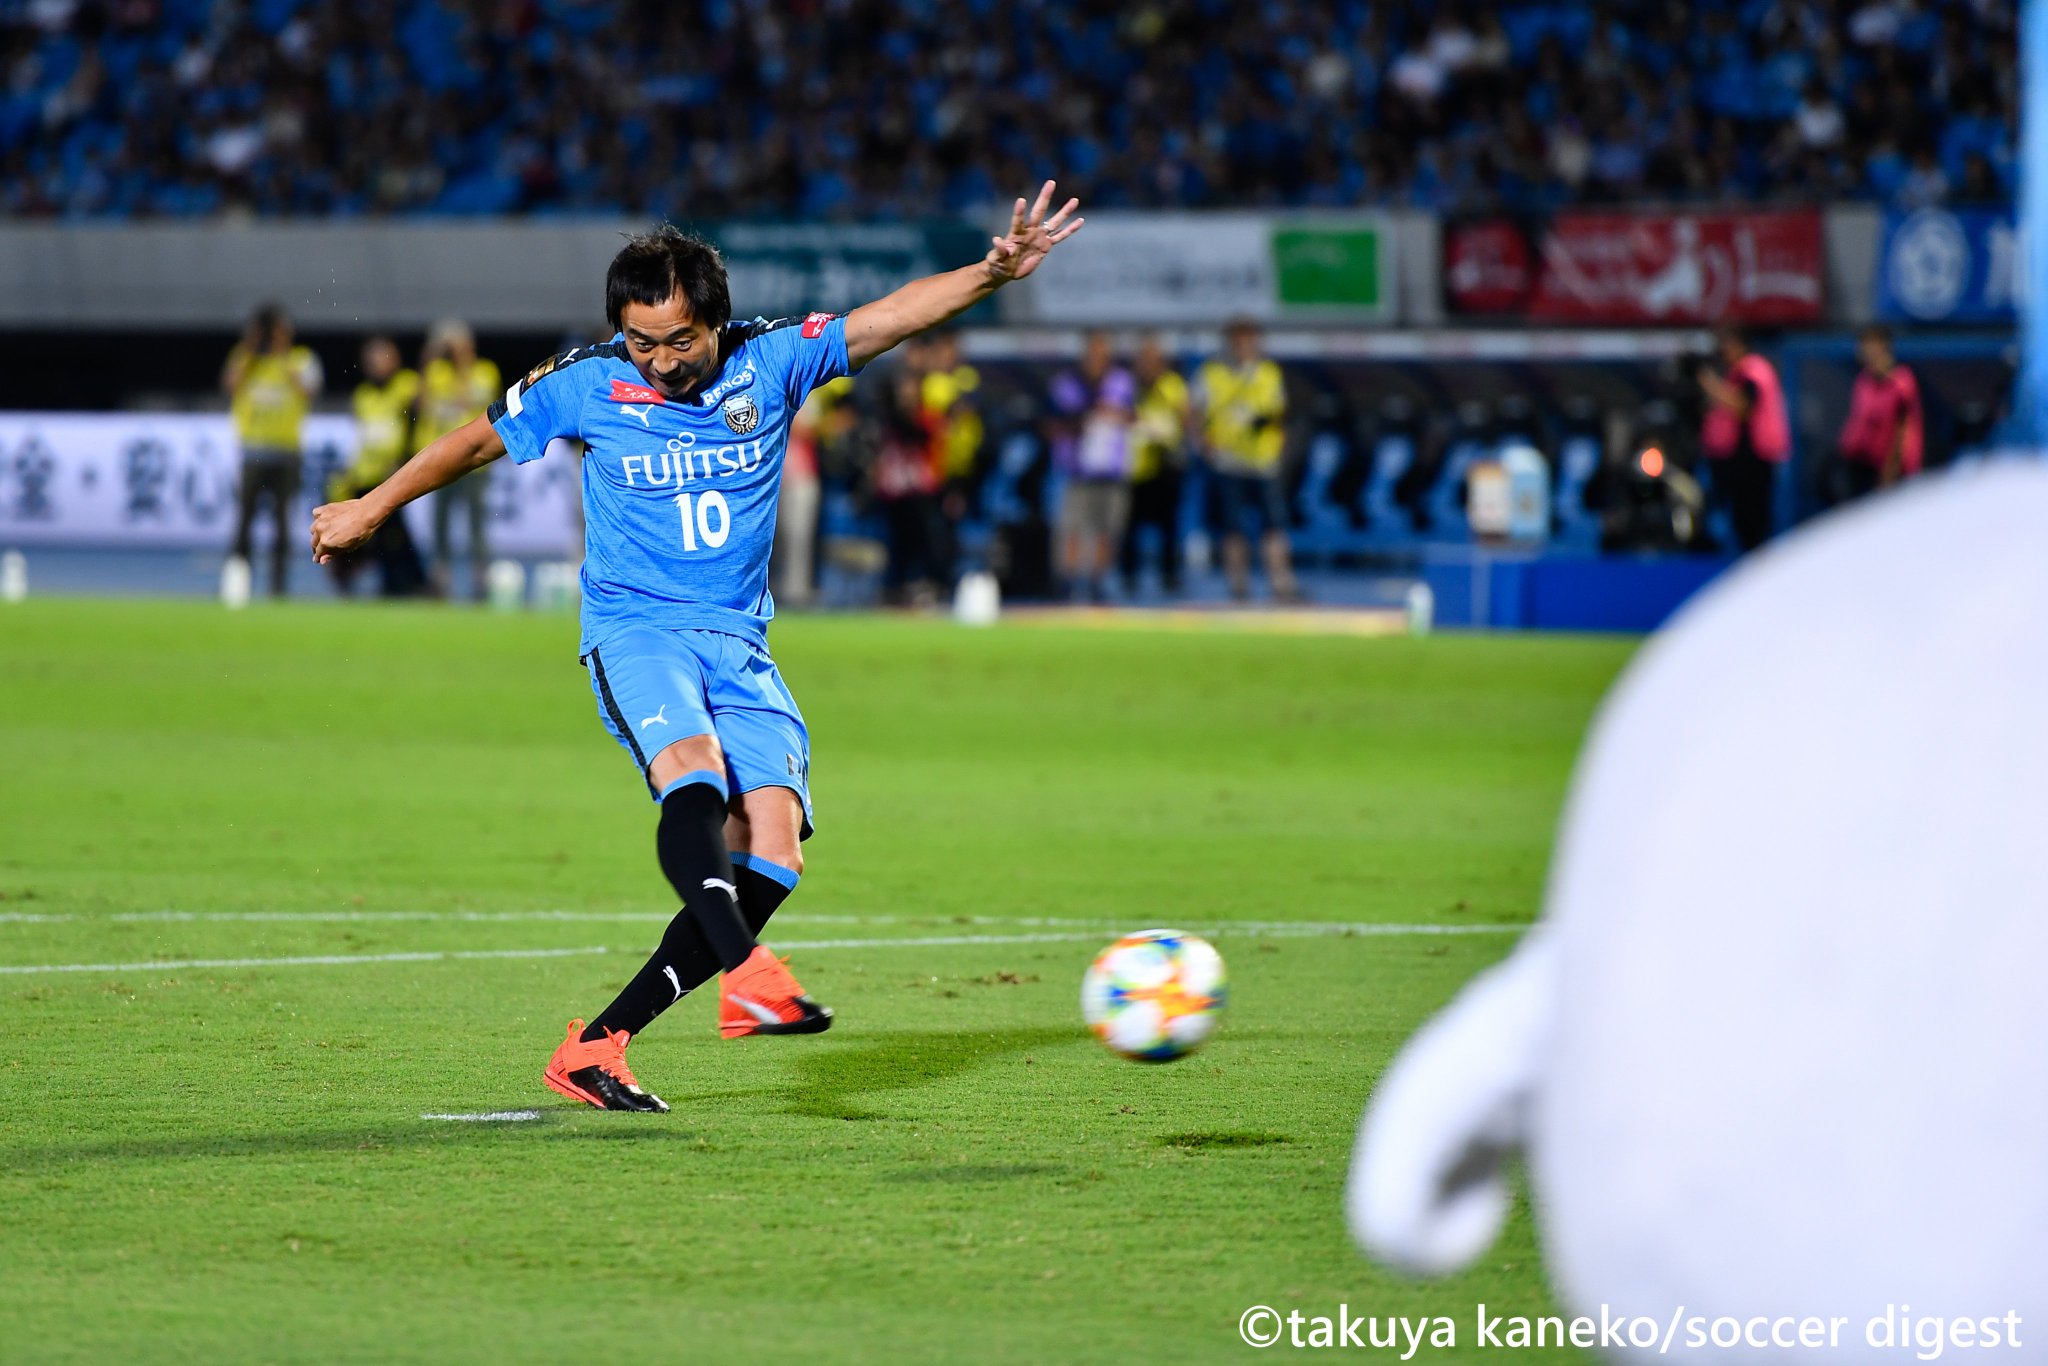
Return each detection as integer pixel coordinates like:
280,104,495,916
488,312,851,655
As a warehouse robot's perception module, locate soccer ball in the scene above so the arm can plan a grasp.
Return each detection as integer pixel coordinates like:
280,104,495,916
1081,929,1227,1062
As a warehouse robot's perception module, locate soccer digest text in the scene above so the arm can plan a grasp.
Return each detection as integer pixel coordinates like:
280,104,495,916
1235,1304,2025,1358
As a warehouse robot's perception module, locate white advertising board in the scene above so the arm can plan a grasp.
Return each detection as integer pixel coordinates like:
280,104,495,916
0,413,582,558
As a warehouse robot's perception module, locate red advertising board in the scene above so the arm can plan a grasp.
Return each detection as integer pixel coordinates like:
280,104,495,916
1445,211,1824,323
1443,219,1535,315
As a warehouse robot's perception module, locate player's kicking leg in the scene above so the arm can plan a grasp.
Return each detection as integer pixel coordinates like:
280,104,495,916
544,733,830,1111
718,786,813,1037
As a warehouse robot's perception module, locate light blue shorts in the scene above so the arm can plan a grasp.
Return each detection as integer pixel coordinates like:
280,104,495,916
583,625,813,837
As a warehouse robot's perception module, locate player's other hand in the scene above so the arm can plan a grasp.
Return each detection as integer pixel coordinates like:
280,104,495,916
985,180,1083,286
310,498,380,564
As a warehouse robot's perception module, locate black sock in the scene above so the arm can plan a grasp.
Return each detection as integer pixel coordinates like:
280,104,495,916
731,853,798,934
655,782,755,970
585,910,721,1040
584,850,801,1041
581,781,749,1041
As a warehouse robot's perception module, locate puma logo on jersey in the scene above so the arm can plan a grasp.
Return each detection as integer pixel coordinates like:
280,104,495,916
621,404,654,426
638,705,668,730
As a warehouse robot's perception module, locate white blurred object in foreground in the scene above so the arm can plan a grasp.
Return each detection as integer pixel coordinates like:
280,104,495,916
953,570,1001,627
1,549,25,603
1350,463,2048,1358
485,558,527,612
219,554,251,609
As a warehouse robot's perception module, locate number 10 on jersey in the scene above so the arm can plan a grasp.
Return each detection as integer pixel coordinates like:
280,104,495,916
672,491,731,551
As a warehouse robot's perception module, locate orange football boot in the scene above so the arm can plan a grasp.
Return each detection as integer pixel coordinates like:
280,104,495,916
719,946,834,1037
542,1019,668,1111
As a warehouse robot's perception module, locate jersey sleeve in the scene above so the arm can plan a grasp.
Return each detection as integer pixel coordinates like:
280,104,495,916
488,352,586,464
751,313,855,407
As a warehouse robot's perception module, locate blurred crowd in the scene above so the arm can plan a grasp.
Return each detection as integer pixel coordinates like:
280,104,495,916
2,0,2018,219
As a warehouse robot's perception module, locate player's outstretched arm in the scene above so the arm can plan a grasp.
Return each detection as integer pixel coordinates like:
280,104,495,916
843,180,1082,370
309,413,505,563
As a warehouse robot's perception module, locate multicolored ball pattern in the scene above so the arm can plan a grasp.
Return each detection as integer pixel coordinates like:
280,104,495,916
1081,929,1227,1062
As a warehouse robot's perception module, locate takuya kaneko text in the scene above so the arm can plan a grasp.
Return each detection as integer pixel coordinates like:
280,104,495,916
1236,1303,2023,1359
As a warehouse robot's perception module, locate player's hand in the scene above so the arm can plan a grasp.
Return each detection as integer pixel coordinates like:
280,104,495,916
309,498,381,564
985,180,1083,286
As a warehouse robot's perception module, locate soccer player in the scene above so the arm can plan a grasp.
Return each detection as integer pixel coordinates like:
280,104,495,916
310,184,1083,1111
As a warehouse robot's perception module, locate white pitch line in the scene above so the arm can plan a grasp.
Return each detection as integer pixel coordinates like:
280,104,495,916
0,924,1523,977
0,945,609,976
421,1110,542,1123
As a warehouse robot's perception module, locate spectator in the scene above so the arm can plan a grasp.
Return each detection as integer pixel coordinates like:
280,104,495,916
331,336,426,597
1698,326,1790,552
870,369,945,606
1195,319,1298,601
1048,330,1137,603
779,376,852,608
222,302,320,598
920,332,983,590
1120,335,1191,598
1896,146,1951,207
1831,325,1924,504
416,320,501,601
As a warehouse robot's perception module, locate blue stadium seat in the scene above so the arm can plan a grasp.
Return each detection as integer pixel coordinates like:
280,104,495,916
1291,431,1359,558
1362,428,1418,548
1553,432,1604,550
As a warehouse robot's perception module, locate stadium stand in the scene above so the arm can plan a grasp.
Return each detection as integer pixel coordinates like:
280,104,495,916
1,0,2017,219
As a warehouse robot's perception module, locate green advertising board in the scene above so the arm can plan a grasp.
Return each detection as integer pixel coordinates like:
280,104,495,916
1270,225,1383,311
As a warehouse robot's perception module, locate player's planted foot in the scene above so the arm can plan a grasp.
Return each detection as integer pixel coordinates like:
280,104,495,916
542,1019,669,1111
720,946,834,1037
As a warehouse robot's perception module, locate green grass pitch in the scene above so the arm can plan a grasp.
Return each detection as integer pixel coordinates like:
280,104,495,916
0,599,1632,1363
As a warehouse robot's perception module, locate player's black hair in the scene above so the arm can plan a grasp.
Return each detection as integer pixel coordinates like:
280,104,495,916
606,226,732,333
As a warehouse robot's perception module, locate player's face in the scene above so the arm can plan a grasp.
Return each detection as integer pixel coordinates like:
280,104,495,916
620,296,720,400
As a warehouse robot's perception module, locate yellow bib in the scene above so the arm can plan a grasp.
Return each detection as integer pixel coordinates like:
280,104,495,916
1197,359,1286,472
418,357,502,445
232,347,318,451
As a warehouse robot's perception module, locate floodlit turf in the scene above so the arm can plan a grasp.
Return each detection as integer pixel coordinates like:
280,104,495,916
0,598,1633,1364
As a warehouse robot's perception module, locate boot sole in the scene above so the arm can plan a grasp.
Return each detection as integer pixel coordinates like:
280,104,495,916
721,1008,834,1038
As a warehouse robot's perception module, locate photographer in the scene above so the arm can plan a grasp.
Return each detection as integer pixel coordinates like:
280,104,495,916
221,302,322,596
1195,318,1298,601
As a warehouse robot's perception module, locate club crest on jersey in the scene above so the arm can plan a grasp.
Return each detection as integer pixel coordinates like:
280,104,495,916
801,312,836,339
722,394,761,435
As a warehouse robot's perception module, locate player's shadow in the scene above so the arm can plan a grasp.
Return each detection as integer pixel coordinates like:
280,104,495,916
0,1122,538,1171
778,1025,1072,1121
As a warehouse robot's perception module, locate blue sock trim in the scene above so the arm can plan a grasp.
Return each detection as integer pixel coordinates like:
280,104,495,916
656,768,729,802
730,851,800,891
